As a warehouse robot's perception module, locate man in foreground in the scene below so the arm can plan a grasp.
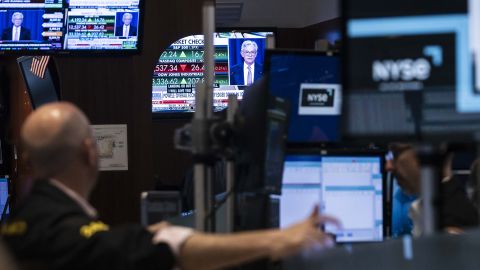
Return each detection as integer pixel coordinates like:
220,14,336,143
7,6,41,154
1,102,338,270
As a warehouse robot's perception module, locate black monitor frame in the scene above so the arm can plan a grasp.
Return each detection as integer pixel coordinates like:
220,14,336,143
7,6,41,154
263,49,341,145
0,0,145,56
151,27,277,121
283,146,390,242
340,0,480,144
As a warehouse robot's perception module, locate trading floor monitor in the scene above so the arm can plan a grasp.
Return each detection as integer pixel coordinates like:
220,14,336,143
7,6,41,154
342,0,480,143
280,151,386,243
265,50,341,143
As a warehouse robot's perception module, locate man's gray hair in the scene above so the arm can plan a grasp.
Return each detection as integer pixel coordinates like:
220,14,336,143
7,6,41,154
12,12,24,19
241,40,258,52
123,13,133,20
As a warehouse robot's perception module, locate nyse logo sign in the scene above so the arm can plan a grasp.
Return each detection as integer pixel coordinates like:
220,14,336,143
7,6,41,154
373,58,431,81
302,89,335,107
371,45,443,91
299,83,341,115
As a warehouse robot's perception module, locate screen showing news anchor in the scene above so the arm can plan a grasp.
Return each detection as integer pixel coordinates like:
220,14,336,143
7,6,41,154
64,0,141,50
228,39,266,86
0,5,64,51
152,31,272,114
114,12,138,37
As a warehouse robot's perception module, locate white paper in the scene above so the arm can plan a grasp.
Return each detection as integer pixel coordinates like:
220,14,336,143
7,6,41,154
91,124,128,171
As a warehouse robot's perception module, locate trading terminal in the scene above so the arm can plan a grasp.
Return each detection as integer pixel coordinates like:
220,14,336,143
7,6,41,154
1,0,480,269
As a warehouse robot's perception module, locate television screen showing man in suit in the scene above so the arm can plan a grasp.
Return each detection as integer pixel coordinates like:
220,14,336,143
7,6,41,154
229,39,265,86
115,12,138,37
1,12,31,41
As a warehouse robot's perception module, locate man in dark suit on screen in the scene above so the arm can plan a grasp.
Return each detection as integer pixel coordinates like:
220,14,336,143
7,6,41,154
229,40,263,86
115,12,137,37
1,12,31,41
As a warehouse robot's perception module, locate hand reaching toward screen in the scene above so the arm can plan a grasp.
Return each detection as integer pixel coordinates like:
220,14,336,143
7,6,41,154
268,205,341,260
177,205,341,270
146,221,171,234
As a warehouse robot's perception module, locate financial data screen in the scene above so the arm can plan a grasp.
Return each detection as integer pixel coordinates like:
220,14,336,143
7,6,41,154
280,155,384,242
0,0,142,52
152,31,272,114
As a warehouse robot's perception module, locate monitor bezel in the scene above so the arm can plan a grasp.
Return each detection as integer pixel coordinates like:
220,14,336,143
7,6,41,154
0,0,145,55
340,0,480,144
282,147,390,243
263,49,341,144
151,27,278,120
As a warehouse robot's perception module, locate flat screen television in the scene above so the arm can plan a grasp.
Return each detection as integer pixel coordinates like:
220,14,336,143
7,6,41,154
342,0,480,143
0,0,143,54
151,30,275,116
265,50,341,143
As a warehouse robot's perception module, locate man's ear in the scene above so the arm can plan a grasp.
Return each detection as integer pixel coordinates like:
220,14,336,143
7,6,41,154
82,138,97,167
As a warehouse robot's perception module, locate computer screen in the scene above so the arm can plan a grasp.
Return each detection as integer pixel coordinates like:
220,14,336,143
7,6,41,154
151,31,273,115
64,0,142,51
343,0,480,142
0,177,9,217
265,50,341,143
0,1,64,52
0,0,143,53
280,153,384,243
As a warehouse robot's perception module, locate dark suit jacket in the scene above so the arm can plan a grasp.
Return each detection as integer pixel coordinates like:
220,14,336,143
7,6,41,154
1,26,31,41
115,24,137,37
229,62,263,86
1,180,175,270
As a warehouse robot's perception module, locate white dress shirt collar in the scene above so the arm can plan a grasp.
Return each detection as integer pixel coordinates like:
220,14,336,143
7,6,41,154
49,179,98,219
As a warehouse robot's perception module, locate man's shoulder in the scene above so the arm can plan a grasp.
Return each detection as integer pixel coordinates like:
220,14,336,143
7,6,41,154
230,63,242,72
13,181,85,220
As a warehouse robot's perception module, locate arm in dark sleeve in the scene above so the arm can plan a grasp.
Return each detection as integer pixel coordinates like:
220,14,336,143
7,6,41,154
9,216,176,270
53,218,176,270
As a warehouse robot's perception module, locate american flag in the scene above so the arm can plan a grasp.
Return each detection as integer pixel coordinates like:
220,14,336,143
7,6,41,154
30,56,50,79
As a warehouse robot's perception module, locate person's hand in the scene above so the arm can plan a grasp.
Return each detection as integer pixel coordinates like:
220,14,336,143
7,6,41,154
146,221,171,234
269,205,340,260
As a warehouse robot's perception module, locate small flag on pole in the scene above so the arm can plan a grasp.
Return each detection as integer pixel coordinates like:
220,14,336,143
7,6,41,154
30,55,50,79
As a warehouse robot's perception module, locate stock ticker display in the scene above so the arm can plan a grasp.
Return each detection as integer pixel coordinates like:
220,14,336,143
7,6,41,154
0,0,141,52
152,32,271,114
